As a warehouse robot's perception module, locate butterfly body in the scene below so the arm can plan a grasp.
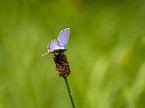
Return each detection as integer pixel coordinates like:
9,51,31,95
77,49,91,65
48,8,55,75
42,28,70,56
50,48,67,54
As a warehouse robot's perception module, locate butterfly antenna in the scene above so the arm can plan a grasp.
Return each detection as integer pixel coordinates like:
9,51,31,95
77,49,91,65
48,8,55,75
42,52,49,56
66,49,70,55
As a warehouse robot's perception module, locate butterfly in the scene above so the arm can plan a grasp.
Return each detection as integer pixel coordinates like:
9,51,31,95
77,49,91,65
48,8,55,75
42,28,70,56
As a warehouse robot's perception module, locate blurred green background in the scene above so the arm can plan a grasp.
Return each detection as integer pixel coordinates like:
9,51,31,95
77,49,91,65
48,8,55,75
0,0,145,108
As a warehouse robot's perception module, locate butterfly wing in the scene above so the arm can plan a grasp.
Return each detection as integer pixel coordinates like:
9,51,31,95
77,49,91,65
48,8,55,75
58,28,70,48
48,40,63,53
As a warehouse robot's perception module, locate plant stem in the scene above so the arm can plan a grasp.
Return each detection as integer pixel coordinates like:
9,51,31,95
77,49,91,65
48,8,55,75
64,77,75,108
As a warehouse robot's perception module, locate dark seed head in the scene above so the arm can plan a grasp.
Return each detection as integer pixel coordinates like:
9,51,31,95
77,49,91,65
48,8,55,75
53,54,71,78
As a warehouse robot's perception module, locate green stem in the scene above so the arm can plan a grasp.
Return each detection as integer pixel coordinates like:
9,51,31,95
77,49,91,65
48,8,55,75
64,77,75,108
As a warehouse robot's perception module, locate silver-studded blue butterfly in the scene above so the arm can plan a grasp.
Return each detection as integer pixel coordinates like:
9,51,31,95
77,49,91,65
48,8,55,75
42,28,70,56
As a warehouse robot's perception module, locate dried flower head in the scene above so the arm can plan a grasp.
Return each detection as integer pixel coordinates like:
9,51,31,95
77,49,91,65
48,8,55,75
53,53,71,78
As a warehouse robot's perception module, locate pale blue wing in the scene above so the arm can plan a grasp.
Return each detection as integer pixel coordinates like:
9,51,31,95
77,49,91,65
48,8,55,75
58,28,70,48
48,40,62,52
